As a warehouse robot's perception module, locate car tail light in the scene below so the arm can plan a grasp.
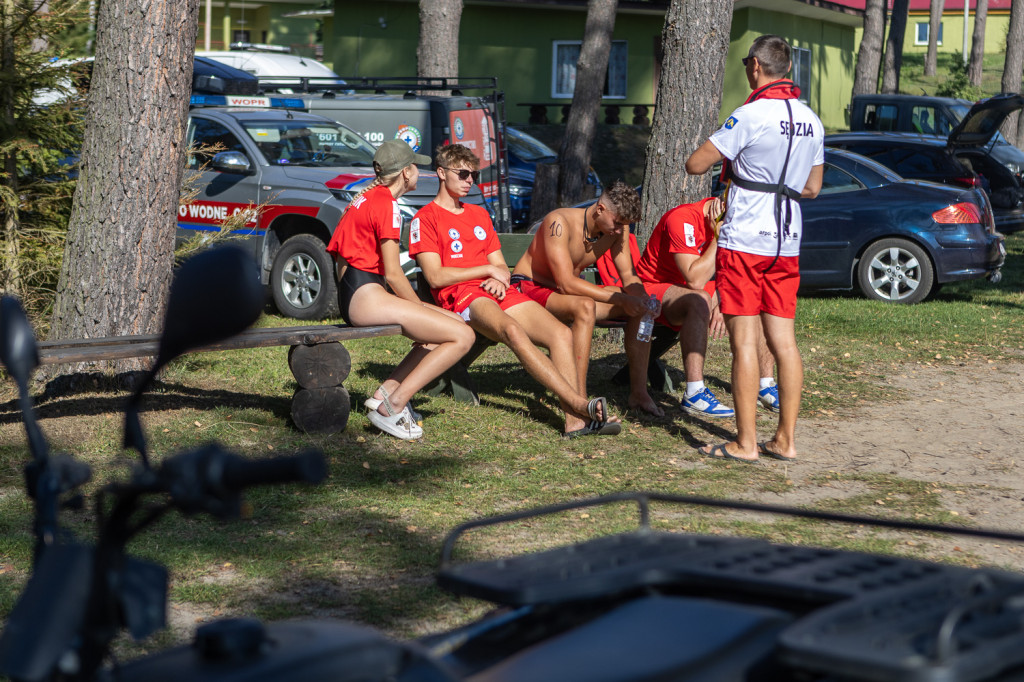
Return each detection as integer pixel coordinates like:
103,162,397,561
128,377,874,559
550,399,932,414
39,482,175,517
932,202,982,224
951,176,981,188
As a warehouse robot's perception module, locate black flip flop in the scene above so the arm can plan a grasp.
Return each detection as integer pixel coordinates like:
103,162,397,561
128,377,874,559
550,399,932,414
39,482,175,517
757,441,797,461
701,443,757,463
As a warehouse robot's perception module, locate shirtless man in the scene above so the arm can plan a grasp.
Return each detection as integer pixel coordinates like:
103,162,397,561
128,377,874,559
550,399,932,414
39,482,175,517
511,181,664,416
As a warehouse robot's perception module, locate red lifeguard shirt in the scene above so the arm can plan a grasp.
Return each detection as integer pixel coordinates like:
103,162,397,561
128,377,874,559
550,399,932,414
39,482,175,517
409,201,500,304
636,198,715,287
326,185,402,275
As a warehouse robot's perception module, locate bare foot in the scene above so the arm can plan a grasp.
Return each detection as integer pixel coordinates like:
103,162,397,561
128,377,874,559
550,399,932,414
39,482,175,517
757,439,797,461
629,393,665,417
699,441,759,462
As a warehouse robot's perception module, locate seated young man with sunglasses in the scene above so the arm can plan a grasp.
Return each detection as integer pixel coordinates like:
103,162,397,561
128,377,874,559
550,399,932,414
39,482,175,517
409,144,620,438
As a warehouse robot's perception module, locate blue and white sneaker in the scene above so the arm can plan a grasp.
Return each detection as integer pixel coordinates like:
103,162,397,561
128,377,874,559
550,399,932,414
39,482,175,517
758,382,780,412
680,387,735,418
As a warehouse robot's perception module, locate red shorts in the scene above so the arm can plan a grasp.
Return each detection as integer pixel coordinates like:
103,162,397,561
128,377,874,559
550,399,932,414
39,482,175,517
715,248,799,318
441,281,532,315
511,276,556,307
635,280,717,332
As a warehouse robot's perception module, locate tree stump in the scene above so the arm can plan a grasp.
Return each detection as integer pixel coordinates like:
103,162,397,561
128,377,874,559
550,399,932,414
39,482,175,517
291,385,350,434
288,342,351,389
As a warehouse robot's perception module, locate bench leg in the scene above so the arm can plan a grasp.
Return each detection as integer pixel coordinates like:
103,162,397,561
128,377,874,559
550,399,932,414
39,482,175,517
289,341,353,433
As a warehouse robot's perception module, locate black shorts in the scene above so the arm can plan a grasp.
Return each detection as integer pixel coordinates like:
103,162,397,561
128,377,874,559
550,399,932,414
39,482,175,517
337,266,385,324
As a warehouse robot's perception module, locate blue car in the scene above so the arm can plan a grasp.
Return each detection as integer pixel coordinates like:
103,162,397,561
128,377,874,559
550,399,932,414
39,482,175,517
797,147,1004,303
506,126,601,229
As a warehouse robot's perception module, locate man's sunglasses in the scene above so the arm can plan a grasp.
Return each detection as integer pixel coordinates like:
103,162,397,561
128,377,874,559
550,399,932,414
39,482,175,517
442,167,481,182
742,56,754,67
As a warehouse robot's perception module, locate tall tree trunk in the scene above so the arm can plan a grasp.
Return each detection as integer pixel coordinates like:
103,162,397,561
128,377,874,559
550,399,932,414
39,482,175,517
638,0,732,243
0,0,20,299
417,0,462,95
924,0,943,76
48,0,200,373
853,0,886,96
881,0,911,93
968,0,989,86
1005,0,1024,145
557,0,617,207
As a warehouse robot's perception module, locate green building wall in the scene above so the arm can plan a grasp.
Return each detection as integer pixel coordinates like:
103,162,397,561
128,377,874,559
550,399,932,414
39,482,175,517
197,2,322,56
901,10,1010,56
725,8,856,130
327,2,855,130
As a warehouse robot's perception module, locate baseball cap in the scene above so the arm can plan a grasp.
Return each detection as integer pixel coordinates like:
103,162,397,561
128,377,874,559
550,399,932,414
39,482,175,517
374,139,431,175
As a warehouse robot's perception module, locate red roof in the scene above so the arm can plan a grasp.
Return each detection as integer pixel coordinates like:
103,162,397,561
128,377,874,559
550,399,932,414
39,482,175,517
829,0,1011,9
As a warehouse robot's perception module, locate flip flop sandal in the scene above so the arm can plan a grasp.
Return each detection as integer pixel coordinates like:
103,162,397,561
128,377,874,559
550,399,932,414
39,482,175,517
562,419,622,439
758,441,796,461
587,397,609,422
701,443,757,463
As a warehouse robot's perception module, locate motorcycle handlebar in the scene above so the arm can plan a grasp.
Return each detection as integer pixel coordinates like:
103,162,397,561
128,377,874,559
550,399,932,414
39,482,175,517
219,450,327,490
158,445,327,517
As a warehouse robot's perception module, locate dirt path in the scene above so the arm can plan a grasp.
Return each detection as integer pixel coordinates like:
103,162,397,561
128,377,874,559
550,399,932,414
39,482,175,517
745,361,1024,567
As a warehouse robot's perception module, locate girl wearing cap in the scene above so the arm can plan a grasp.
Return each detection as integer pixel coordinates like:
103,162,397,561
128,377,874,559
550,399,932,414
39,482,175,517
327,139,475,440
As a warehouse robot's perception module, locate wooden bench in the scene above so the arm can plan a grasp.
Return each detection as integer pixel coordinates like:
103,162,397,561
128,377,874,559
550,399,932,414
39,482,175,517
420,233,680,405
38,324,403,434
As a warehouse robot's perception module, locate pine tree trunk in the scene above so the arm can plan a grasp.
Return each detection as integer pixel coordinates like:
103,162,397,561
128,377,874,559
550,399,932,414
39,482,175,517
417,0,462,95
924,0,943,76
557,0,617,207
0,0,21,299
881,0,911,93
638,0,732,243
48,0,200,373
968,0,989,86
853,0,886,96
1005,0,1024,145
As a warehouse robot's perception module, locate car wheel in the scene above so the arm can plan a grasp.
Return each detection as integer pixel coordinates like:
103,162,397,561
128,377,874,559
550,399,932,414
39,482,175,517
857,238,934,304
270,234,338,319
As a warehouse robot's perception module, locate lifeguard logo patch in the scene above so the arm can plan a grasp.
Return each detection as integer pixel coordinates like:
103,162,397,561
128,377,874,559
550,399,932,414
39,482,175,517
684,223,696,247
724,116,738,129
410,218,421,244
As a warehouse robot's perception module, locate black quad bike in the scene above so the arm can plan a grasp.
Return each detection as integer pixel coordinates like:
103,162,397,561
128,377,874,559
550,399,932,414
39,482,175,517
3,247,1024,682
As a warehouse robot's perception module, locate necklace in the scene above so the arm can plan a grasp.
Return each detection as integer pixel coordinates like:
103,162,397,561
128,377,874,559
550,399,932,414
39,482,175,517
583,207,599,244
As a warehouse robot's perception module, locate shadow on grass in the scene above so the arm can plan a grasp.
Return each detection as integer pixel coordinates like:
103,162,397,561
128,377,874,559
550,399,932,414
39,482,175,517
0,376,296,427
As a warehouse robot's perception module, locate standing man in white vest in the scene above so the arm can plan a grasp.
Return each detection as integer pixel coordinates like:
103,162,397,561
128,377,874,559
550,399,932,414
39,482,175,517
685,35,824,463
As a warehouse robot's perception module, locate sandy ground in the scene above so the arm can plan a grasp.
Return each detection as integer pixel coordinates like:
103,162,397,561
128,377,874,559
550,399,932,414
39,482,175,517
740,361,1024,568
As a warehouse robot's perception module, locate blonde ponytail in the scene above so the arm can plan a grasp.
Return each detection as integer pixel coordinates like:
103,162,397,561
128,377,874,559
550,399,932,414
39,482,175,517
341,163,405,217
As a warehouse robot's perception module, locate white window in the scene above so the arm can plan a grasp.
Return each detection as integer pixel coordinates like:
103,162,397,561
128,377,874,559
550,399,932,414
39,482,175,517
915,21,943,46
552,40,627,99
791,47,811,104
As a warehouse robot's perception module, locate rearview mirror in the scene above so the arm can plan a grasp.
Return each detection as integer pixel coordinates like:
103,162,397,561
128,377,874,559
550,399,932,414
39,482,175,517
124,246,265,464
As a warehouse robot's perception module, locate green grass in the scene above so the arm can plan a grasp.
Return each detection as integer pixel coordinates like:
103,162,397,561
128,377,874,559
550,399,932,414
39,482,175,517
0,233,1021,644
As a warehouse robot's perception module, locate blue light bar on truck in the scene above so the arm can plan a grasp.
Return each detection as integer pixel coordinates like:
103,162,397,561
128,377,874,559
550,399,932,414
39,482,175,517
189,94,307,109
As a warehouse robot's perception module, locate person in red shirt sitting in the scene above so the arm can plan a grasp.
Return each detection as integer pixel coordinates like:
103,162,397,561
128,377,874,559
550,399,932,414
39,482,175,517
633,197,777,418
326,140,476,441
410,144,620,438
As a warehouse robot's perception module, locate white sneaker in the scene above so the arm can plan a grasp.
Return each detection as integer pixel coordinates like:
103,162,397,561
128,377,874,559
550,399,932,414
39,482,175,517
368,407,423,439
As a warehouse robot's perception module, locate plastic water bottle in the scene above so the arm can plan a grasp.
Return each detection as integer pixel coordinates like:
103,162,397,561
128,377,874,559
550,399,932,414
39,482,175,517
636,294,657,343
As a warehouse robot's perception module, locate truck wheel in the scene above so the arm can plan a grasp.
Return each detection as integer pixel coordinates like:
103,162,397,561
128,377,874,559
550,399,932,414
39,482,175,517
271,234,338,319
856,238,934,304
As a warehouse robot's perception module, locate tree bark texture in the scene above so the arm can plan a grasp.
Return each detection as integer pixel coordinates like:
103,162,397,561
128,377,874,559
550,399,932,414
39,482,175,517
1,0,22,299
968,0,989,86
557,0,617,207
638,0,732,243
853,0,886,96
881,0,910,93
417,0,462,94
48,0,199,373
924,0,943,76
1005,0,1024,145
